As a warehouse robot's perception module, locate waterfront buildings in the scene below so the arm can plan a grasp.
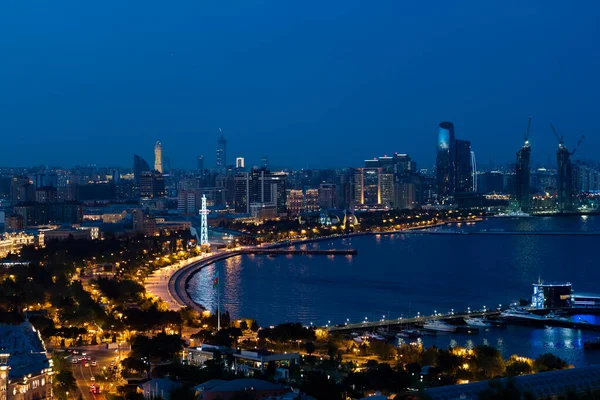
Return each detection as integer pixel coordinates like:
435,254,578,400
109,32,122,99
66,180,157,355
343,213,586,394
154,141,163,173
436,121,456,198
0,321,54,400
318,183,337,209
435,122,474,200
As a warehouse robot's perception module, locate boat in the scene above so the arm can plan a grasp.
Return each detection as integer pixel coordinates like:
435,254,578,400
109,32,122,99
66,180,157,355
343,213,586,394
464,317,492,328
496,209,532,218
423,320,456,332
544,312,570,323
585,338,600,350
500,308,547,322
362,332,386,341
396,329,421,339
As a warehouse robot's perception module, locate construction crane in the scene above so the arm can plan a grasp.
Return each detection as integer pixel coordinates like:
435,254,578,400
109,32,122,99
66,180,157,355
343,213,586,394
550,121,564,147
524,116,532,146
570,135,585,157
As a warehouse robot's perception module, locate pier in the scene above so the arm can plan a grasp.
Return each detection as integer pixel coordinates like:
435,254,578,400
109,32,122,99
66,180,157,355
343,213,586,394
241,248,357,255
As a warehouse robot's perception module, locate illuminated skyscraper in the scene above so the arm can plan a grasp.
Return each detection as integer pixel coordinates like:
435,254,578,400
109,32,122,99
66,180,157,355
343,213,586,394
436,122,456,198
216,131,227,170
154,141,163,173
198,155,204,173
236,157,245,169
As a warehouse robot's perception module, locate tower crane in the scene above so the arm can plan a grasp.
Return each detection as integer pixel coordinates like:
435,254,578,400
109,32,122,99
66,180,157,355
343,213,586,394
570,135,585,157
550,122,564,147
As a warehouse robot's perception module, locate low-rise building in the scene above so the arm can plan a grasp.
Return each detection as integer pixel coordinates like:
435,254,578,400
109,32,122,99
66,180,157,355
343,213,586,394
185,344,235,366
194,378,288,400
233,350,299,377
0,232,36,258
0,321,54,400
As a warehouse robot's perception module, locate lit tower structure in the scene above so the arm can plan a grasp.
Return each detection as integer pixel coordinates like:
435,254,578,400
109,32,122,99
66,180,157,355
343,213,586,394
470,150,477,192
154,141,163,173
515,117,532,211
200,194,209,248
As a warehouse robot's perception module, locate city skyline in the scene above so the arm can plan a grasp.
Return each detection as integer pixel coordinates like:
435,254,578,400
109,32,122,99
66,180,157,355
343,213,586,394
0,2,598,168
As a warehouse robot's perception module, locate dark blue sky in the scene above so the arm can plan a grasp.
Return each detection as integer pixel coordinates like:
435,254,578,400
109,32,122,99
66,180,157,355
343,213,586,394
1,1,598,169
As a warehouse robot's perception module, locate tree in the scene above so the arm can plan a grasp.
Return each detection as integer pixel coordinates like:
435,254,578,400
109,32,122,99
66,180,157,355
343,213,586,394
250,320,259,332
304,341,316,355
534,353,569,372
240,320,248,331
473,345,505,379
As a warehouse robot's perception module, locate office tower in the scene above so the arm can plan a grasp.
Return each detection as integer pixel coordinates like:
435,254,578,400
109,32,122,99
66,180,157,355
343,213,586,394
353,168,383,205
154,141,163,173
455,139,472,193
133,154,150,184
216,132,227,170
436,122,456,198
198,155,204,173
233,168,286,215
305,189,319,212
236,157,245,169
139,171,166,198
318,183,337,210
479,172,504,194
557,146,573,212
261,155,269,168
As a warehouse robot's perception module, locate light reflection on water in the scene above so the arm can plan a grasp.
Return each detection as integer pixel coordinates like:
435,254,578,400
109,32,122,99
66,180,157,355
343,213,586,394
186,216,600,366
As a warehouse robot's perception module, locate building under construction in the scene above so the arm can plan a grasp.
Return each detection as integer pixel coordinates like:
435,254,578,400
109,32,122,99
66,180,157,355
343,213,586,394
515,117,532,212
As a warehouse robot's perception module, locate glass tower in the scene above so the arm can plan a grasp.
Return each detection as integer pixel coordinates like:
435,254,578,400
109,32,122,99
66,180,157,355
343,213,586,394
436,122,455,197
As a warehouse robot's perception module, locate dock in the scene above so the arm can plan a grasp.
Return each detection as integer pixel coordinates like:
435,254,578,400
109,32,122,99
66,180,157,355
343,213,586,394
241,249,357,256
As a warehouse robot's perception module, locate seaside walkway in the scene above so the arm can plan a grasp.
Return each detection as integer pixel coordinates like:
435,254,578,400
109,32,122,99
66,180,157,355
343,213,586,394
162,247,356,313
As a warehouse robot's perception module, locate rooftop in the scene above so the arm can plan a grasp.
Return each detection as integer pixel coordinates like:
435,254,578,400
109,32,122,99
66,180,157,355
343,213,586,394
425,365,600,400
194,378,286,393
0,321,51,380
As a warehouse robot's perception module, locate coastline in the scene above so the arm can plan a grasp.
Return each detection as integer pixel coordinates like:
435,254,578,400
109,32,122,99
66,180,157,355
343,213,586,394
165,220,466,315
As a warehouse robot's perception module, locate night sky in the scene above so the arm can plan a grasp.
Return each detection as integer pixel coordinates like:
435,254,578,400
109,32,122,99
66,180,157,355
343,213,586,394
1,1,598,169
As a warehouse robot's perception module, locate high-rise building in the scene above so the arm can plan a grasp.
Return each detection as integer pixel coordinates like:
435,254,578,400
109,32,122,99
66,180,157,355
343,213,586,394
233,168,286,215
455,139,472,193
287,189,304,216
198,155,204,173
216,132,227,170
139,171,165,199
436,122,456,198
353,168,384,205
318,183,337,210
154,141,163,173
133,154,150,184
557,146,573,212
515,144,531,211
236,157,245,169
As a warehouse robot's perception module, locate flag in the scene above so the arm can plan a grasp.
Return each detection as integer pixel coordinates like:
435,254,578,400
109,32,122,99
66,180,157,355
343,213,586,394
213,272,219,289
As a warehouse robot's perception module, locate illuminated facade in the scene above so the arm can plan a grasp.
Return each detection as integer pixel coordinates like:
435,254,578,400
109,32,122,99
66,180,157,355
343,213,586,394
305,189,319,212
287,189,304,216
531,282,572,309
353,168,386,206
154,141,163,173
436,121,456,198
0,232,36,258
236,157,245,169
0,322,54,400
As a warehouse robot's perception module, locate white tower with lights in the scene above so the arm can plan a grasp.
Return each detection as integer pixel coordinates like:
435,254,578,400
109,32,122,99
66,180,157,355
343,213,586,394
200,194,209,247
